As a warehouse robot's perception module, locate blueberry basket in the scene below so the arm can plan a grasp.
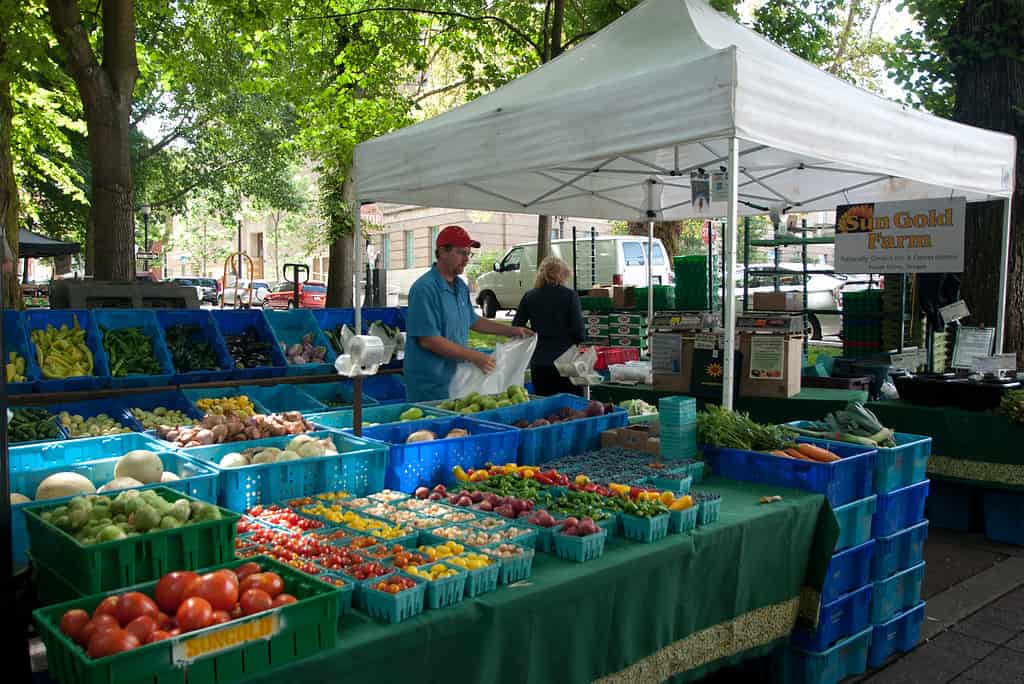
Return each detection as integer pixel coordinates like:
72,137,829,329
833,495,877,553
210,308,289,380
792,584,873,652
872,520,929,581
358,416,520,492
695,493,722,526
620,513,670,543
872,480,930,537
407,561,467,609
92,309,175,389
553,529,607,563
651,474,692,495
154,309,234,384
183,430,389,511
868,601,926,668
870,561,925,623
484,545,536,584
668,505,699,534
822,540,875,603
361,576,426,623
4,311,40,394
24,309,111,392
703,440,876,507
263,309,337,376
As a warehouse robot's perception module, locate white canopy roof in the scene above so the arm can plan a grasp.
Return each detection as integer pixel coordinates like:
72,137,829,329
353,0,1016,221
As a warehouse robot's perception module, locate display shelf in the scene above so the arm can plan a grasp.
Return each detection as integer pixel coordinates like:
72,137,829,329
749,235,836,247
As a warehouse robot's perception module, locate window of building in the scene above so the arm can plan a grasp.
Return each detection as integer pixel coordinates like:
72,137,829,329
404,230,414,269
430,226,439,251
382,234,391,269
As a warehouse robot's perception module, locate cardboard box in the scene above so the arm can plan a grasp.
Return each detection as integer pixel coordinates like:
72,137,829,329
585,315,606,326
589,286,613,298
610,325,646,336
652,332,693,392
586,324,609,336
610,336,648,349
608,312,646,325
613,287,636,309
739,333,802,398
752,291,804,312
601,426,661,454
584,336,610,346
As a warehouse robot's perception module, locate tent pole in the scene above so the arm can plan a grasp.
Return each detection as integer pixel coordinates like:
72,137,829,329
995,196,1012,353
353,203,362,333
646,179,656,334
722,137,740,411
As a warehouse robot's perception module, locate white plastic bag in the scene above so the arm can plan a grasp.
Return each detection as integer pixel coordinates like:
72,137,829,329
449,335,537,399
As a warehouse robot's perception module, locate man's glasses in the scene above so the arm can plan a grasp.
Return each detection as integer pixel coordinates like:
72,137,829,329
446,247,473,258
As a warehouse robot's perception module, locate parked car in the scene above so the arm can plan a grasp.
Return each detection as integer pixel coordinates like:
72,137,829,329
262,281,327,309
475,236,673,318
221,279,272,306
172,277,218,304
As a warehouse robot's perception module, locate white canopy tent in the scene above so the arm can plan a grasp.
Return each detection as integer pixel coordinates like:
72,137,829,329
351,0,1017,408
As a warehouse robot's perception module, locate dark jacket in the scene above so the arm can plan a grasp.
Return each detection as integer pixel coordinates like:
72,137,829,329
512,284,585,366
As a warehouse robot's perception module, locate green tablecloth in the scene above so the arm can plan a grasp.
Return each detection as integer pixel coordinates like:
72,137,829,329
249,477,837,684
591,384,868,424
868,400,1024,489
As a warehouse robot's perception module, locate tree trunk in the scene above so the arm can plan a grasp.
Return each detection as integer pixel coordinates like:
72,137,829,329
950,0,1024,359
0,69,20,309
84,213,95,276
326,175,355,308
47,0,138,282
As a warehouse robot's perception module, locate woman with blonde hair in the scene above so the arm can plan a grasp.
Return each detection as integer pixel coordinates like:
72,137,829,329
512,256,585,396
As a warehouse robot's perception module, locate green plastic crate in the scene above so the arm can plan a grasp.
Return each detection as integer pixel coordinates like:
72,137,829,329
22,487,239,597
633,286,675,311
580,297,613,311
33,555,338,684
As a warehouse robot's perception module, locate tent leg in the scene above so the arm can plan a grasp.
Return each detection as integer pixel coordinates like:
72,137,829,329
353,203,362,333
647,220,654,328
722,137,740,411
995,197,1012,353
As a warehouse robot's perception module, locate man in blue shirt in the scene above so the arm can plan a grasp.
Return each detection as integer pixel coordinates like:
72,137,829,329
405,225,533,402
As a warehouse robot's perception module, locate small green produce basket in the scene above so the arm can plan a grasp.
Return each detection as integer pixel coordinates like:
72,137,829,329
33,556,338,684
484,545,536,584
668,506,698,534
361,577,427,624
407,561,467,609
462,557,501,598
22,487,239,597
621,512,670,543
553,529,607,563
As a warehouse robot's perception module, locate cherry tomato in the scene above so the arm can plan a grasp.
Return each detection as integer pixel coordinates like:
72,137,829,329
93,596,120,620
239,589,273,616
175,597,213,633
271,593,297,608
154,571,200,614
156,612,175,631
240,572,283,598
229,603,243,620
210,610,231,625
59,609,91,645
81,614,120,645
147,630,172,644
194,570,239,612
233,562,261,582
86,628,140,659
125,615,158,644
115,592,160,626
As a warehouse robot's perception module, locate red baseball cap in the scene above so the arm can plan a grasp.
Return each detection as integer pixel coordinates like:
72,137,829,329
436,225,480,249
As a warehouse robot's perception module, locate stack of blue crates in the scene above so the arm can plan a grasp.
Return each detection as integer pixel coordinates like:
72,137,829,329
787,432,932,682
657,396,697,460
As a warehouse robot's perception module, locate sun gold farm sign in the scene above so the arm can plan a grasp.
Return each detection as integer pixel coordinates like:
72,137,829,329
834,197,966,274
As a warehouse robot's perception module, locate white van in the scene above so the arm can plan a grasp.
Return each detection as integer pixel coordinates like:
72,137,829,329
475,236,673,317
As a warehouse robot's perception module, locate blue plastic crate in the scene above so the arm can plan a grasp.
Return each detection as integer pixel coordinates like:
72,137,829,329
181,386,271,417
925,479,975,532
361,307,408,332
45,398,135,439
792,584,873,652
361,374,407,402
240,385,327,414
9,406,68,446
822,540,875,603
210,309,289,380
8,433,216,569
121,390,205,432
868,601,926,668
361,576,426,623
359,416,520,492
24,310,111,392
310,308,355,355
833,495,877,553
154,310,234,384
472,393,628,466
307,403,452,431
4,311,39,394
553,529,607,562
982,489,1024,546
703,440,876,507
301,381,381,411
872,480,930,537
407,561,467,609
872,520,929,581
263,309,337,376
668,506,698,534
621,513,670,543
785,626,872,684
183,430,389,511
871,561,925,623
92,309,175,388
785,424,931,495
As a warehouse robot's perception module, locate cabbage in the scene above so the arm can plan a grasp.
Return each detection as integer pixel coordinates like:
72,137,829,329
251,450,278,465
219,452,249,468
406,430,436,443
296,441,325,458
114,450,164,484
36,473,97,500
275,451,301,462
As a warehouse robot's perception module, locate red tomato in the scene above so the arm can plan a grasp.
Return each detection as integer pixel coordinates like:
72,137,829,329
93,596,120,621
86,629,140,659
233,562,261,581
210,610,231,625
125,615,158,644
240,572,284,598
194,570,239,612
115,592,160,626
271,593,297,608
147,630,172,644
59,609,91,645
239,589,273,616
81,614,120,645
156,612,174,631
175,597,213,633
154,571,200,614
229,603,243,620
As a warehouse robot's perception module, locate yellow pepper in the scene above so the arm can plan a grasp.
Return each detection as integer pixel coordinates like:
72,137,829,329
575,475,590,486
660,491,676,506
469,470,489,482
670,495,694,511
453,465,470,482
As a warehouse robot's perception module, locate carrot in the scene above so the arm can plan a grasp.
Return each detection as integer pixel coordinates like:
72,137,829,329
785,448,811,461
796,443,841,463
769,450,791,458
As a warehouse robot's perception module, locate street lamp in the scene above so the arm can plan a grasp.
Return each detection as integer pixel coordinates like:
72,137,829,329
140,204,151,273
